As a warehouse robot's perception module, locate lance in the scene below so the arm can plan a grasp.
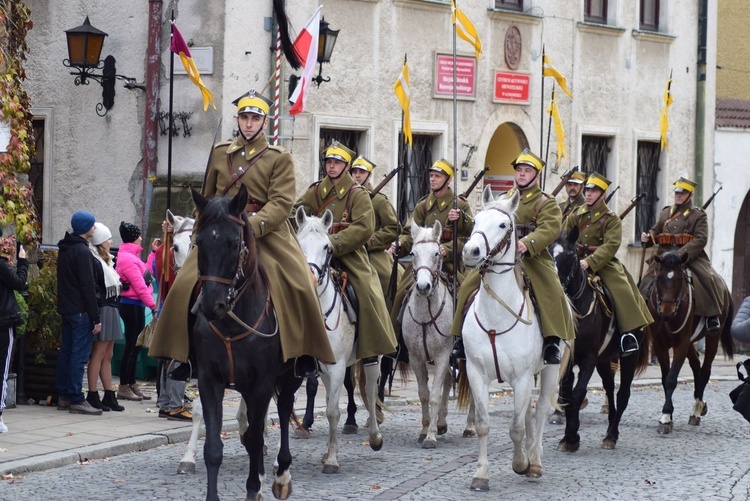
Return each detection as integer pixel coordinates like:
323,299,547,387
701,185,723,210
460,165,490,198
549,165,579,197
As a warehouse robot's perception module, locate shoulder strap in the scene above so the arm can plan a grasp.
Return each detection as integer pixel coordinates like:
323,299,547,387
221,146,270,196
531,193,550,224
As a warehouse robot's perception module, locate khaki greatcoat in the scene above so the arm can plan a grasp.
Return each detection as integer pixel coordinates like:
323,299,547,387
560,193,585,222
451,185,575,340
149,133,335,364
295,173,398,359
563,202,653,333
639,200,726,317
363,182,403,307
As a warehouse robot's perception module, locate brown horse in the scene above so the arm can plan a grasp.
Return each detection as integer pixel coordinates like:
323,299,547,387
643,251,734,434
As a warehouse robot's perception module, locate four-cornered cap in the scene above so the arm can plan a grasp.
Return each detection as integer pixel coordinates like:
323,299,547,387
323,141,355,164
585,171,612,191
511,149,546,171
233,90,272,116
567,171,586,184
429,158,454,177
351,156,376,172
674,177,697,193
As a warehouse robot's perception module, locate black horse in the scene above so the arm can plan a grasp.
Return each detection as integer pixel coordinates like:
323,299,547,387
192,186,302,501
552,227,649,451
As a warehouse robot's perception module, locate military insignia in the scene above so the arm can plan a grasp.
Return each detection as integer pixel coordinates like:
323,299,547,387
440,201,446,208
331,139,340,148
525,192,533,199
248,148,256,156
594,211,601,217
322,186,328,195
339,187,346,195
683,209,690,217
248,89,256,98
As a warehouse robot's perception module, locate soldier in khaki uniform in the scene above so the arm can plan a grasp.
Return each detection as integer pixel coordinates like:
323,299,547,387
294,143,398,363
560,171,586,221
639,177,727,331
388,159,473,338
451,149,575,364
149,91,335,378
563,172,653,354
349,156,403,307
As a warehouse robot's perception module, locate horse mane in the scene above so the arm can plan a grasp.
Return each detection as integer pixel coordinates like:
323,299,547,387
659,251,683,269
295,214,328,241
412,226,438,246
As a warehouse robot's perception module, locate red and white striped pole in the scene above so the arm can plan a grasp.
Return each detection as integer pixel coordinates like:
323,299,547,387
272,27,282,146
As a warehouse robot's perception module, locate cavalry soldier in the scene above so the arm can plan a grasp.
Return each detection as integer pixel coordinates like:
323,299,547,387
451,149,575,364
560,171,586,221
294,142,398,364
149,90,335,378
349,156,403,307
639,176,727,331
563,172,653,354
388,159,473,339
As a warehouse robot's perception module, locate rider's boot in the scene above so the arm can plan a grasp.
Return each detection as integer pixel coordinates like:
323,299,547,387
543,336,562,365
294,355,319,379
620,332,639,356
451,336,465,365
706,316,721,332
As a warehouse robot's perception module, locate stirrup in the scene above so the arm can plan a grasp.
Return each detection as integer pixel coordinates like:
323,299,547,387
706,316,721,332
543,337,561,365
620,332,639,355
451,337,465,365
294,356,319,379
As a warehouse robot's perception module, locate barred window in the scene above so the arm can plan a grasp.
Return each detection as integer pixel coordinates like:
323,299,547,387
635,141,661,239
581,135,610,177
318,129,361,180
398,135,434,225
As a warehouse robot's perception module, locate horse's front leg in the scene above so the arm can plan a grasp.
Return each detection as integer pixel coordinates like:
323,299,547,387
198,382,224,501
528,365,559,478
604,352,638,449
559,356,595,452
243,390,271,501
363,360,384,451
658,341,688,434
509,375,533,477
342,366,359,434
410,356,431,445
467,360,491,491
436,365,452,435
320,363,345,473
690,332,717,425
271,370,303,500
464,388,477,438
178,397,203,474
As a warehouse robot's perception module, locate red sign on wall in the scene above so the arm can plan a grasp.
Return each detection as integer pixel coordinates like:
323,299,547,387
493,71,531,104
434,53,476,100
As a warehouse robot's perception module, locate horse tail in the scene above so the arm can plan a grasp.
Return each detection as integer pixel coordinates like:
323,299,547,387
356,361,388,423
397,361,412,385
456,359,472,411
720,298,735,360
632,328,651,377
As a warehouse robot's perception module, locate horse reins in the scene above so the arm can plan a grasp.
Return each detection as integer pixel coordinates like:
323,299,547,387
309,249,345,331
652,269,693,334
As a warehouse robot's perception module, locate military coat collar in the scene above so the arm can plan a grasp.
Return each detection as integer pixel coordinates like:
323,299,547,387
319,172,357,200
425,187,455,212
225,134,268,156
576,202,613,223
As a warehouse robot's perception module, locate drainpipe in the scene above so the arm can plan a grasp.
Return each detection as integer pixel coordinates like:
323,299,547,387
694,0,708,204
141,0,162,231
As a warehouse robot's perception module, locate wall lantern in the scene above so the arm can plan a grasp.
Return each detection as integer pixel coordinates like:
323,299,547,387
313,17,340,87
62,17,142,117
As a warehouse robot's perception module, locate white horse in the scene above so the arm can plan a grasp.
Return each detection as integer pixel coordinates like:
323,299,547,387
401,221,474,448
458,187,558,491
294,207,383,474
168,209,194,272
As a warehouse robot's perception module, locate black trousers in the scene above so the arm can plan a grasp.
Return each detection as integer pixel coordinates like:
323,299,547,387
0,327,13,414
118,303,144,386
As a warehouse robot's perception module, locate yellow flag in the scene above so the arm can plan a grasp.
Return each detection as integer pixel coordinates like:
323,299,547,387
393,59,412,147
547,97,567,164
660,79,674,151
451,1,483,60
542,54,573,99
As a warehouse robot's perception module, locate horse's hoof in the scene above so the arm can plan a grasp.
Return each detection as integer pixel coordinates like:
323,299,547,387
470,478,489,491
272,480,292,500
342,423,358,435
417,433,426,443
701,402,708,416
462,429,476,438
421,438,437,449
513,461,531,476
580,397,589,410
688,415,701,426
293,426,311,439
526,464,543,478
601,439,616,450
657,422,673,435
177,461,196,474
370,434,383,452
549,411,565,425
322,464,339,474
437,425,448,435
556,439,579,453
245,492,263,501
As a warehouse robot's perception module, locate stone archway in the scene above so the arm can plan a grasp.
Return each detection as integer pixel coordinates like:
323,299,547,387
483,122,529,195
732,189,750,306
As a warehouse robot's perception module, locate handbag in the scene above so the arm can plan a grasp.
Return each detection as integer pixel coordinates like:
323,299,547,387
136,320,157,349
729,358,750,423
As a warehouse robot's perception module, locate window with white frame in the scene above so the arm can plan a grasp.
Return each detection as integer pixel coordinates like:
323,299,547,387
495,0,524,12
640,0,660,32
584,0,608,24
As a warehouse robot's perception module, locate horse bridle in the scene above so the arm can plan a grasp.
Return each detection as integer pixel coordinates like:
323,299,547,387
171,220,195,274
410,239,444,292
198,213,250,308
308,246,334,287
470,206,517,272
308,247,343,330
652,268,693,333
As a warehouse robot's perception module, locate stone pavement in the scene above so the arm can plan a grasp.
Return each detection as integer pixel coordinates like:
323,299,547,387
0,353,742,478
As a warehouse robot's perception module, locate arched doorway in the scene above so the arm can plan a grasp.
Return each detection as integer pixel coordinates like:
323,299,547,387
483,122,529,195
732,189,750,306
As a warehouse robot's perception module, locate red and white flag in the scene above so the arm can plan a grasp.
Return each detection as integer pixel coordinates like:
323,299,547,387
289,6,322,116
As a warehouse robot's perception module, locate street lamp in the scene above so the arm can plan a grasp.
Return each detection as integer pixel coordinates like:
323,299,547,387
62,17,142,117
313,17,340,87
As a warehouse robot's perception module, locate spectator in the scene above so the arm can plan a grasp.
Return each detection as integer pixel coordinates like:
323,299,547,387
86,224,124,412
0,230,28,432
115,222,156,402
731,296,750,343
56,210,102,415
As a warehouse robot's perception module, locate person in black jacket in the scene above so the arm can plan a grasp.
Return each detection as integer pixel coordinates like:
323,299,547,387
56,210,102,416
0,231,28,434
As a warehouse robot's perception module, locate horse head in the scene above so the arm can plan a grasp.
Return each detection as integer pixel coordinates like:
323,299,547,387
167,209,195,272
191,185,256,320
410,220,442,296
463,185,519,270
552,225,580,292
652,250,690,320
295,206,334,289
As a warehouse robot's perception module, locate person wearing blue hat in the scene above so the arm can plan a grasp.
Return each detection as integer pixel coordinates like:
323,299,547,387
56,210,103,415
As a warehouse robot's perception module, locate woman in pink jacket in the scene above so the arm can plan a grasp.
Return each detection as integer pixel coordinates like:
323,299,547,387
115,222,156,402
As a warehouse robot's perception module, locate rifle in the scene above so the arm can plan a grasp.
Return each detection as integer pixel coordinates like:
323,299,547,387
701,185,723,210
387,236,401,304
370,164,403,198
605,185,620,204
550,166,579,197
618,192,646,220
460,165,490,198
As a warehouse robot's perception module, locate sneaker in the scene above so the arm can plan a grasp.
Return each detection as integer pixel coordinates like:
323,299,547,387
69,401,103,415
167,406,193,421
0,418,7,434
117,385,143,401
130,383,152,401
57,398,70,411
158,409,170,418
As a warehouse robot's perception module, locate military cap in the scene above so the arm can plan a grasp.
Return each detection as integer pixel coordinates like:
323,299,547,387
567,171,586,184
233,90,272,116
511,148,546,171
351,156,376,172
585,172,612,192
674,177,697,193
429,158,454,177
323,141,356,164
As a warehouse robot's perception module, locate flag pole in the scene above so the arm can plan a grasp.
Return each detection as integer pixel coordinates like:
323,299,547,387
451,2,459,312
540,45,545,159
167,11,175,211
543,85,556,190
272,25,282,146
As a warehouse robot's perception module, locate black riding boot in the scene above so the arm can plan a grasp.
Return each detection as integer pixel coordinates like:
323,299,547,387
620,332,639,356
543,336,562,365
451,337,465,365
294,355,319,379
